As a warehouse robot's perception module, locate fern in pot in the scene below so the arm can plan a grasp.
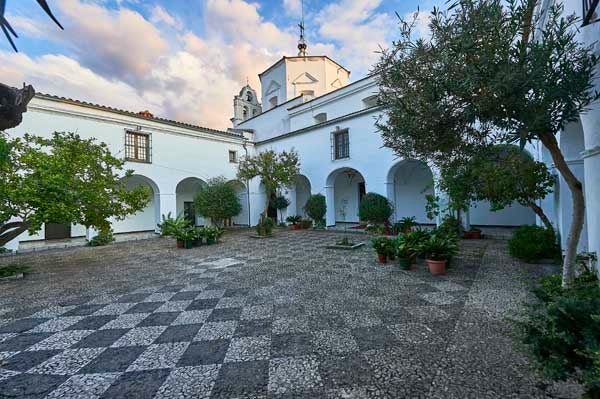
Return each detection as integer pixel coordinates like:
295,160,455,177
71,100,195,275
394,234,418,270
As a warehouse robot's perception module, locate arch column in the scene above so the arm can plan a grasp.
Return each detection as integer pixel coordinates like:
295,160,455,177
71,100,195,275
325,184,335,227
581,106,600,268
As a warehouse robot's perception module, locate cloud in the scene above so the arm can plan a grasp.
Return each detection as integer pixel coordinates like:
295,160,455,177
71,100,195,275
3,0,398,130
53,0,168,84
283,0,303,17
150,5,182,30
316,0,395,73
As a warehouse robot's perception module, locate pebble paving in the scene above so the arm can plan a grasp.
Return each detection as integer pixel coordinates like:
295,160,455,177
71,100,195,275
0,229,580,398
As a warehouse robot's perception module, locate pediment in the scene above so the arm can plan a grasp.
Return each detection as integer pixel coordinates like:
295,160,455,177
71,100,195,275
265,80,281,95
292,72,318,85
330,78,343,89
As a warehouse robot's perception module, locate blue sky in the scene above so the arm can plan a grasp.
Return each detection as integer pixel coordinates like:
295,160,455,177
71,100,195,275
1,0,437,128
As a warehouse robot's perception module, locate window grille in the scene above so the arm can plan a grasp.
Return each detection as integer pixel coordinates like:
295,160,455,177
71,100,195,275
125,131,151,163
331,129,350,160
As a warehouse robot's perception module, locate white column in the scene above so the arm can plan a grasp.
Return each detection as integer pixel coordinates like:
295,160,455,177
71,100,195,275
4,217,22,252
86,227,98,241
325,185,335,227
581,105,600,270
158,193,177,233
284,187,296,221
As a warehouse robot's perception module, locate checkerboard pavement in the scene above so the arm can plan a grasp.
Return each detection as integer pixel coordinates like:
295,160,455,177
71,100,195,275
0,232,554,398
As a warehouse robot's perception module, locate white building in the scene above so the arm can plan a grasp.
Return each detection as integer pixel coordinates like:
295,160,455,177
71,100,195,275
5,5,599,265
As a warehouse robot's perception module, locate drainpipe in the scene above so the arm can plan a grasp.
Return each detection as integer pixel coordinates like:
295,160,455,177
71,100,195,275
242,139,251,227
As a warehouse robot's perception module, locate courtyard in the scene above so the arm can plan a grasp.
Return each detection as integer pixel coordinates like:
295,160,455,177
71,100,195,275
0,230,574,398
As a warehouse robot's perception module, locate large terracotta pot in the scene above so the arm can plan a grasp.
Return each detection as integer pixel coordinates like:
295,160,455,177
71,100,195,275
426,259,446,275
291,224,301,230
377,254,387,264
176,239,184,249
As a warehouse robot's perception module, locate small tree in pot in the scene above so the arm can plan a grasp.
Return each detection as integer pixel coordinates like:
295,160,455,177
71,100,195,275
359,193,393,230
304,194,326,229
272,195,290,226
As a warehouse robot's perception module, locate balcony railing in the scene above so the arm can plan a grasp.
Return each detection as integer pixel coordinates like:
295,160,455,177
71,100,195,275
583,0,599,26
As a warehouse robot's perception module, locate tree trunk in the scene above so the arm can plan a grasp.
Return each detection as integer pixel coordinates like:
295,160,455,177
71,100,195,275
539,132,585,288
526,200,554,232
0,220,30,247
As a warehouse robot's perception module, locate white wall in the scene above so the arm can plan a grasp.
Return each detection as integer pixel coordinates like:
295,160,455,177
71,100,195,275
6,95,248,247
389,161,435,224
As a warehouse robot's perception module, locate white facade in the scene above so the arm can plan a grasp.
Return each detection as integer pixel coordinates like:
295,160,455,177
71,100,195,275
5,94,252,250
5,16,600,266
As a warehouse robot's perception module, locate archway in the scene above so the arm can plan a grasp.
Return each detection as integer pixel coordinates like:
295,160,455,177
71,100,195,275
112,174,160,234
386,160,435,224
326,167,366,226
230,180,250,226
295,175,312,217
176,177,207,226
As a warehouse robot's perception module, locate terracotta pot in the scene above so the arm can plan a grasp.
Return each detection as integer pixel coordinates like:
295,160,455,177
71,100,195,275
291,224,301,230
426,259,446,275
176,239,184,249
470,230,482,239
377,254,387,264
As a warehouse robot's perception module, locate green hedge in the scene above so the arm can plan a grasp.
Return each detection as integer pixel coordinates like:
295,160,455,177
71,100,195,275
508,225,559,262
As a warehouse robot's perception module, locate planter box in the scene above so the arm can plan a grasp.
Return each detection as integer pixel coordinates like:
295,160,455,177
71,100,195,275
326,242,365,250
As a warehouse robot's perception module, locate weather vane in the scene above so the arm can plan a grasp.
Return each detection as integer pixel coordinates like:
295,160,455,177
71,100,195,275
297,0,307,56
1,0,64,52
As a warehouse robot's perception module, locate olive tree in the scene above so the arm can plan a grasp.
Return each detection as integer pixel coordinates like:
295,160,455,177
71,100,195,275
0,132,150,246
376,0,599,287
194,177,242,227
237,149,300,216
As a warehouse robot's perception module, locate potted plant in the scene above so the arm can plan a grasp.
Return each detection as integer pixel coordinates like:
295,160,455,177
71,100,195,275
193,227,204,246
405,229,431,264
204,226,223,245
304,194,326,230
256,214,275,237
397,216,417,234
421,234,458,275
371,237,391,264
300,219,312,229
286,215,302,230
174,225,196,249
464,227,482,239
394,234,418,270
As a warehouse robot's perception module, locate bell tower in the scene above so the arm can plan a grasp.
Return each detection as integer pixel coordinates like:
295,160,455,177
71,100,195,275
231,83,261,127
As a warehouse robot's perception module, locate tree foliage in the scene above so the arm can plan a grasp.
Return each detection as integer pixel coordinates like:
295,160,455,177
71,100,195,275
237,149,300,215
440,145,555,230
376,0,599,286
194,177,242,226
0,132,150,246
358,193,393,224
304,194,326,222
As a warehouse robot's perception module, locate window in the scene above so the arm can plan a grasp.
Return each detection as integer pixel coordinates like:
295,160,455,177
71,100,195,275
332,129,349,160
246,92,253,102
242,106,248,120
314,112,327,124
300,90,315,100
229,150,238,163
125,131,151,163
269,96,278,109
362,95,378,108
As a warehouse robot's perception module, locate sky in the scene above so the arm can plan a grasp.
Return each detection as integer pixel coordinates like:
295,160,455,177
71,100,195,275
0,0,437,129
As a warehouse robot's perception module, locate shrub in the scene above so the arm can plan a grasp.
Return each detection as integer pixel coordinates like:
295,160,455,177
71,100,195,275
359,193,393,224
508,225,559,262
195,177,242,226
0,264,29,278
438,215,462,237
304,194,326,223
256,215,274,236
87,228,114,247
520,271,600,398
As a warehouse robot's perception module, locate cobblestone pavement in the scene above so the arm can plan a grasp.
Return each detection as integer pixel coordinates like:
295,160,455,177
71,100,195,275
0,230,571,398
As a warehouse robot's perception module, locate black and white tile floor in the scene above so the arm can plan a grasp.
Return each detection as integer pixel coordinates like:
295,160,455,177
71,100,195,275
0,231,566,398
